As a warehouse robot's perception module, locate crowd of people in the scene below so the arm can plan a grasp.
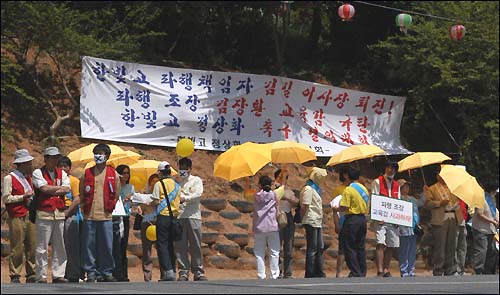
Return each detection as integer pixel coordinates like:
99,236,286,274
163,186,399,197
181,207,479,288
1,145,499,283
2,144,206,283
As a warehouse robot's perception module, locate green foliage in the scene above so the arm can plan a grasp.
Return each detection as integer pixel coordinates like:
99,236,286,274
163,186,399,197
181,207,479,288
364,1,499,183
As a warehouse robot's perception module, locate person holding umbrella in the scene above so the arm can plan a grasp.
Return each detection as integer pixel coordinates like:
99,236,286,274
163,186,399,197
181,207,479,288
424,169,463,276
332,166,369,277
300,167,328,278
252,175,281,279
471,181,499,275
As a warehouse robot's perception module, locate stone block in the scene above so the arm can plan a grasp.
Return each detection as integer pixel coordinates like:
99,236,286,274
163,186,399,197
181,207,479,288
208,255,231,269
215,243,241,259
224,233,250,248
245,246,254,255
234,222,249,230
325,249,338,258
228,200,254,213
201,210,212,218
237,257,257,270
219,211,242,220
201,198,227,212
127,243,143,258
127,254,140,267
201,243,212,257
203,220,224,231
202,232,219,245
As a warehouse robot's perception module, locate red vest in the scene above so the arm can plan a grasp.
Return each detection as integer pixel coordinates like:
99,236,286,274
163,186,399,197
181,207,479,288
458,199,469,221
378,175,400,199
37,167,66,212
82,166,117,215
5,173,32,218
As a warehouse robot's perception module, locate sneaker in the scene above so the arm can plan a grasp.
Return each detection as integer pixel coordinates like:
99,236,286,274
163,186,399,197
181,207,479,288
177,275,189,281
10,277,21,284
103,276,117,282
52,277,69,283
37,278,48,284
194,276,208,281
383,272,392,277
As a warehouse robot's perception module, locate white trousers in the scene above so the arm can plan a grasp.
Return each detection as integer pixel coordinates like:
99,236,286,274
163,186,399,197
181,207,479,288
35,218,67,280
254,231,280,279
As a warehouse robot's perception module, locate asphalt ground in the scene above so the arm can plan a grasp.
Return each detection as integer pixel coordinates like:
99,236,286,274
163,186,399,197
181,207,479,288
1,274,498,294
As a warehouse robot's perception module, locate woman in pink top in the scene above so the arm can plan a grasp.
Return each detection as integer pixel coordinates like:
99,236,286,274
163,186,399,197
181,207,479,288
252,175,280,279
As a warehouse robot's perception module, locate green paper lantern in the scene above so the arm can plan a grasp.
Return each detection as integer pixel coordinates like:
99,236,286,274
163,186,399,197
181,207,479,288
396,13,412,34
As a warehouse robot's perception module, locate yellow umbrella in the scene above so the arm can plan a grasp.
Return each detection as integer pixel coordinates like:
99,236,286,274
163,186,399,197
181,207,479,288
268,140,317,164
326,144,385,167
84,150,142,170
129,159,177,191
438,165,484,209
67,143,128,166
213,142,272,181
398,152,451,172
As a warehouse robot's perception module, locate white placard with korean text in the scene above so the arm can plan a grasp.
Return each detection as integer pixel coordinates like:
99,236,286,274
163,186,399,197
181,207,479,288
80,56,411,156
370,194,413,227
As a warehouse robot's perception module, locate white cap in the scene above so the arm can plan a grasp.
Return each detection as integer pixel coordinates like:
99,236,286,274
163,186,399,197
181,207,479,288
13,149,34,164
43,146,61,156
157,161,171,172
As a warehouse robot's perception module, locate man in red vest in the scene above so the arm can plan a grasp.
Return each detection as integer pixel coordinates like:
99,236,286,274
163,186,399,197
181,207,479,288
1,149,36,283
371,161,401,277
32,146,71,283
79,143,120,283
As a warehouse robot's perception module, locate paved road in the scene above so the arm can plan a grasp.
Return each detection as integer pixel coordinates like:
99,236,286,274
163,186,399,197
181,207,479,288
1,275,498,294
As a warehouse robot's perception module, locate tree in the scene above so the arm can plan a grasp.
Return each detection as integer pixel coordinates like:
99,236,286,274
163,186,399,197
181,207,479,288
1,1,164,145
364,1,499,183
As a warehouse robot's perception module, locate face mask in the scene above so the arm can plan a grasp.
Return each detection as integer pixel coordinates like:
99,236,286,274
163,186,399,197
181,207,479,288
179,169,190,178
94,154,106,164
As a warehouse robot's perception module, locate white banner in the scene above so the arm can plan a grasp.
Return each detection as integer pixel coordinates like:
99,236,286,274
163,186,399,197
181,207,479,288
370,194,413,227
80,56,411,155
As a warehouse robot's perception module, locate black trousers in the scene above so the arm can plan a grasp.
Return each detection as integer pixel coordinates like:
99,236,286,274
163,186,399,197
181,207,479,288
340,214,367,277
156,215,176,273
112,216,130,280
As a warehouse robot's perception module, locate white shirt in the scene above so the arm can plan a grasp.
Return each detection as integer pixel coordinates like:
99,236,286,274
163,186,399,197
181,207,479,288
178,174,203,220
1,170,33,204
32,168,70,189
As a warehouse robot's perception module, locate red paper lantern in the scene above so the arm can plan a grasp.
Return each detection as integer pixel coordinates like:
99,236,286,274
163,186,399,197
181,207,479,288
338,4,355,21
449,24,466,40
